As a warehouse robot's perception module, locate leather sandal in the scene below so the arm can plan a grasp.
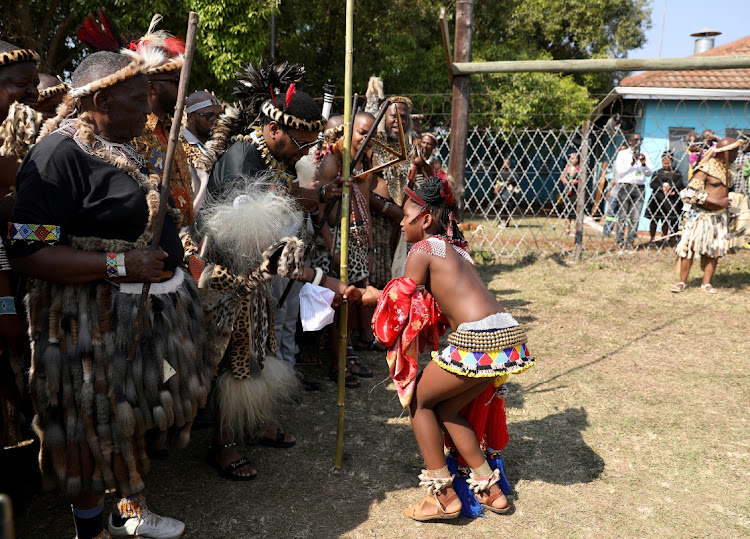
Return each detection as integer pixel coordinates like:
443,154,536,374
477,489,511,514
208,441,257,481
671,281,687,293
404,492,461,521
700,283,718,294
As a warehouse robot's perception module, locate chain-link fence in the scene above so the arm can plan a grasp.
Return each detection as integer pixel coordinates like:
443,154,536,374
405,93,750,261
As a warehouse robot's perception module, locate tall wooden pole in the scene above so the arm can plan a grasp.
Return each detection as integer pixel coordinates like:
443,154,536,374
335,0,354,471
448,0,473,217
573,120,590,259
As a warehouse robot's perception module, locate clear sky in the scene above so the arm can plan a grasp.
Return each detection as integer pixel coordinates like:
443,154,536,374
630,0,749,59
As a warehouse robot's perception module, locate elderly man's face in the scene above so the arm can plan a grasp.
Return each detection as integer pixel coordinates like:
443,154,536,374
0,61,39,117
100,74,150,142
385,102,409,138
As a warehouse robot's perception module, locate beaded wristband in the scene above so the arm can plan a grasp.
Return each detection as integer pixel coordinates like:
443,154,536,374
106,252,118,278
0,296,16,315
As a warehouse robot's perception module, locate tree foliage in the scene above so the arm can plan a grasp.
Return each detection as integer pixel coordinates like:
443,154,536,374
1,0,278,96
0,0,651,128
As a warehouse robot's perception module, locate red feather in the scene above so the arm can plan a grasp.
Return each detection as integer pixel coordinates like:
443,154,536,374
285,83,296,109
76,10,121,52
163,36,185,56
270,85,277,106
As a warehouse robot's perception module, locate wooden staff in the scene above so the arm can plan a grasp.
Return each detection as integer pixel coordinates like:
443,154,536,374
127,12,199,361
335,0,354,471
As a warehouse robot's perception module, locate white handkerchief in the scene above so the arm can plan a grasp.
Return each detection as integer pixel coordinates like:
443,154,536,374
299,283,336,332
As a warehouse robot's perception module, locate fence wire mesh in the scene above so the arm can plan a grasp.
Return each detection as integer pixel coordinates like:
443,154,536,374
405,93,750,261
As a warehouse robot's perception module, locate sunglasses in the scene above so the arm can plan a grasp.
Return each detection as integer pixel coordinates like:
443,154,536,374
281,127,319,152
195,111,218,123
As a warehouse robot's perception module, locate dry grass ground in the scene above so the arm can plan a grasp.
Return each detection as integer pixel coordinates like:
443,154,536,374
14,251,750,539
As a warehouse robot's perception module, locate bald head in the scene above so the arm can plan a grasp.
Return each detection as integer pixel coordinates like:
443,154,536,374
716,137,740,164
71,51,133,90
187,90,217,108
38,73,61,90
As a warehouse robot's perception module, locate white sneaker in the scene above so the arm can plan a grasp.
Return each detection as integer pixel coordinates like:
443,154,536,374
108,508,185,538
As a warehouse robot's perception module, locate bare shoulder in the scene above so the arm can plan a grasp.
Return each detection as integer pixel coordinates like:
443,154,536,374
404,248,431,285
318,153,340,185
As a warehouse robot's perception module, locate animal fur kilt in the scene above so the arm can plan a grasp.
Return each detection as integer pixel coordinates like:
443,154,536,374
197,238,303,442
675,206,729,260
26,268,214,497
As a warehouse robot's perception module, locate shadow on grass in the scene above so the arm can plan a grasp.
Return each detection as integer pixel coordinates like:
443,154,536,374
521,316,684,395
505,407,604,487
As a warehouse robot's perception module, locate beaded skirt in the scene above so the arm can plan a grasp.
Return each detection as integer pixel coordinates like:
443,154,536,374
432,312,535,378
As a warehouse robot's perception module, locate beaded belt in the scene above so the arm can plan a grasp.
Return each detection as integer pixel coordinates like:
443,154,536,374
447,325,527,352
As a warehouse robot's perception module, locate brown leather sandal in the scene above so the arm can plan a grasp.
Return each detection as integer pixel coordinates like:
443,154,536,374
478,489,510,514
404,491,461,521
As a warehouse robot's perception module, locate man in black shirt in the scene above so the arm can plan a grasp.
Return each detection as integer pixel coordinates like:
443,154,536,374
8,50,209,539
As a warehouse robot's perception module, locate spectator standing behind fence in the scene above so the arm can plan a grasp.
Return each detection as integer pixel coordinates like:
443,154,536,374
614,133,653,248
558,152,580,235
602,142,627,237
646,151,683,245
493,157,519,227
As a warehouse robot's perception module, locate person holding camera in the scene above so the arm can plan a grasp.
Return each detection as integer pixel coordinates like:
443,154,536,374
614,133,653,248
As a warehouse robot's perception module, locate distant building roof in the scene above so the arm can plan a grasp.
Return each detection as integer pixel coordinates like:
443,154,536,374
619,35,750,89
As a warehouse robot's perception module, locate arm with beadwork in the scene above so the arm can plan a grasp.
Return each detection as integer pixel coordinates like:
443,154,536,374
8,153,169,284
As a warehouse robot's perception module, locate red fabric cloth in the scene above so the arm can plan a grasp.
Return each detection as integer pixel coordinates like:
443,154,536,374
444,384,510,465
371,277,449,408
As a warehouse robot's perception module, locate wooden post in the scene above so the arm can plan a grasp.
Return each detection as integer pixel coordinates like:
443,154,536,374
448,0,473,217
439,8,453,83
452,54,750,75
573,120,589,259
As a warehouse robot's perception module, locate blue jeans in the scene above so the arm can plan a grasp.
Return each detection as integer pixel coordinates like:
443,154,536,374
602,184,620,237
616,184,645,246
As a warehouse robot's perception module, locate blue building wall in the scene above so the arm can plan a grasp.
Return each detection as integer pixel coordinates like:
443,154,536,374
631,98,750,231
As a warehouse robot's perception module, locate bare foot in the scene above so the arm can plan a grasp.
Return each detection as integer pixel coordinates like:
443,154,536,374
404,487,461,521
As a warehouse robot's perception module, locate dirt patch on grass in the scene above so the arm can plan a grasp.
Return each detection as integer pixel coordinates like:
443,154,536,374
14,252,750,538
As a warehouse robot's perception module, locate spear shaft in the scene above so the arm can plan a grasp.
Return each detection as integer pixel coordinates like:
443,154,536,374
127,12,199,361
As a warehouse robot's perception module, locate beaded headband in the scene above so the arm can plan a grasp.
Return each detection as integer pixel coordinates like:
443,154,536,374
260,99,326,132
69,50,146,99
38,82,71,100
0,49,40,68
186,98,221,113
421,132,437,145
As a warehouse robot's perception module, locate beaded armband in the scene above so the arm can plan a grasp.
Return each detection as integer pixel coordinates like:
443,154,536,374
447,325,527,351
106,252,127,278
0,296,16,315
8,223,61,244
